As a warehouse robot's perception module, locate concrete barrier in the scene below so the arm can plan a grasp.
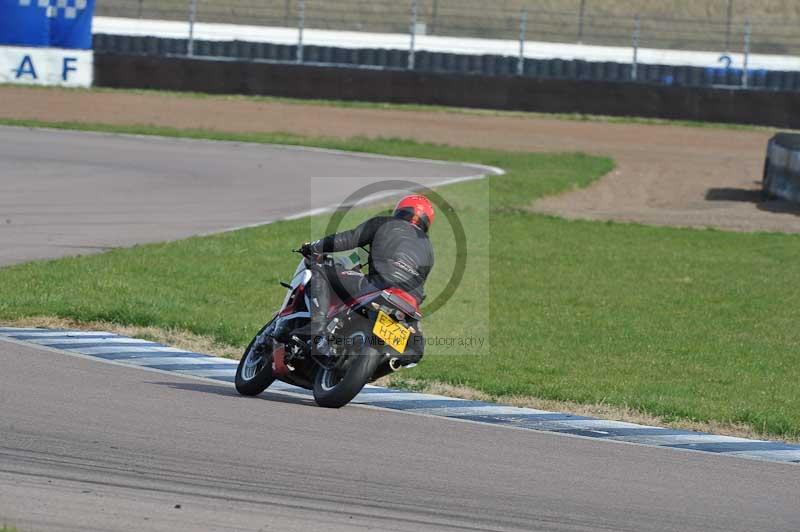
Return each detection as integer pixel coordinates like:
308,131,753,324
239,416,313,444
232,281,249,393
94,54,800,129
763,134,800,201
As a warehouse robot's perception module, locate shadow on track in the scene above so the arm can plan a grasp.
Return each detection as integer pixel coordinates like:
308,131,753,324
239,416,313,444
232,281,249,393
148,381,318,407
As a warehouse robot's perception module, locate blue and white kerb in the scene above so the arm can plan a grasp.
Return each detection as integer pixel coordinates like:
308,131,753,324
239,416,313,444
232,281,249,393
2,327,798,466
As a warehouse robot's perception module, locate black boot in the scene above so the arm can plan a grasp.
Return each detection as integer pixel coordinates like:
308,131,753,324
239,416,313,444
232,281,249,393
293,318,326,339
293,266,330,340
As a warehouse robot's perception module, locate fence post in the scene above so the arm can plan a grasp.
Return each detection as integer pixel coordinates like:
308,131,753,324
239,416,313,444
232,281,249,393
297,0,305,64
187,0,197,57
631,15,641,81
408,0,418,70
577,0,587,43
517,9,528,76
742,20,751,88
725,0,734,52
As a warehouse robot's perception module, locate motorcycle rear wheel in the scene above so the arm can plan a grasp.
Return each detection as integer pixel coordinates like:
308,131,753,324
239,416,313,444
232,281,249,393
313,344,381,408
235,327,276,396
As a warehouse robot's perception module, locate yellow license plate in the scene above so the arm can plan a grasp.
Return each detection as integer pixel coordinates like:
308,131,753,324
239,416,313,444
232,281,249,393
373,310,411,354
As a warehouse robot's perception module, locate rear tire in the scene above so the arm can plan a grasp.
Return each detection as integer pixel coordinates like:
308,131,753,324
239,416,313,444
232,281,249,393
235,327,276,396
313,345,381,408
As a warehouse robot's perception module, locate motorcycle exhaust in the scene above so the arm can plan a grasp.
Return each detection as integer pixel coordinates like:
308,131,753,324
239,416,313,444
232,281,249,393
389,357,404,372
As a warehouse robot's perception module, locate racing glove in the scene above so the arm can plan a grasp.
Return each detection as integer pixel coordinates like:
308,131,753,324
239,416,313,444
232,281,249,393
299,241,319,256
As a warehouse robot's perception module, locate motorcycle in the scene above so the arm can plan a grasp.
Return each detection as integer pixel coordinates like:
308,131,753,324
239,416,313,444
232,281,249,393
235,249,424,408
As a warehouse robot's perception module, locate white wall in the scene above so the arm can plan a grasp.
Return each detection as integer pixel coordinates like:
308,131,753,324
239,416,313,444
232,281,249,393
94,16,800,72
0,46,93,87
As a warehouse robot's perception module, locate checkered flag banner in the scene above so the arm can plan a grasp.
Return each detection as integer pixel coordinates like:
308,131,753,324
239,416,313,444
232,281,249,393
18,0,89,19
3,0,95,49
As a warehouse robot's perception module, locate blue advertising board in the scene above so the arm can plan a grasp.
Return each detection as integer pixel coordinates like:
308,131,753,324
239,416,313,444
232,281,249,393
0,0,95,50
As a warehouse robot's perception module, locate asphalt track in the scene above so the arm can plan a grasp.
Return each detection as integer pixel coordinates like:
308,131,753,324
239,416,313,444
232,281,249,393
0,126,488,265
2,128,799,531
2,340,800,532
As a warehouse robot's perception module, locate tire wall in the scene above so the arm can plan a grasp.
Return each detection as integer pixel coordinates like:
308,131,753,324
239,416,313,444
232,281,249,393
92,34,800,92
764,134,800,201
94,54,800,129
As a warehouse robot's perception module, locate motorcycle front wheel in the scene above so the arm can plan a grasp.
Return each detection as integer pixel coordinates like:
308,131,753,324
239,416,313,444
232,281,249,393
313,337,381,408
235,325,276,396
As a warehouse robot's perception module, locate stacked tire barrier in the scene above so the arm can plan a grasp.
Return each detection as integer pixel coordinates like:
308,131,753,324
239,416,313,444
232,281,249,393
94,54,800,128
92,34,800,92
763,134,800,201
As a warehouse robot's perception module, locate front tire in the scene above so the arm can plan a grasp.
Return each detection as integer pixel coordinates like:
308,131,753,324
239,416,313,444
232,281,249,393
313,344,381,408
235,329,276,396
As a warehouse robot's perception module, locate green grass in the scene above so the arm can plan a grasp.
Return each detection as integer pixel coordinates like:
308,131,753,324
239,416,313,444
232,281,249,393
2,120,800,439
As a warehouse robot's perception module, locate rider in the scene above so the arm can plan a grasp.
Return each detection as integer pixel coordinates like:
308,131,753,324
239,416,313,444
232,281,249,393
295,194,435,340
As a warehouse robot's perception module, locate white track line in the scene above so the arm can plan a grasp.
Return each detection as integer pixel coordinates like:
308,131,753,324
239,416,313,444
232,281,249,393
28,337,153,346
0,331,115,337
172,369,236,378
67,345,191,355
18,126,505,238
123,356,238,367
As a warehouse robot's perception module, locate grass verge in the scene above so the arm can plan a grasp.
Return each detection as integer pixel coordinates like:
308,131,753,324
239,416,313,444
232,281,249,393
2,120,800,441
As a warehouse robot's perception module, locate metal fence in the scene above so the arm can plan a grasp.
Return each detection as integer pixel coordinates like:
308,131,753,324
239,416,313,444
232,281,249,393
96,0,800,55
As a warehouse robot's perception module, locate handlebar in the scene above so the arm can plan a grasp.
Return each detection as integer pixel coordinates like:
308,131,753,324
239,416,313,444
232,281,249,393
293,247,327,266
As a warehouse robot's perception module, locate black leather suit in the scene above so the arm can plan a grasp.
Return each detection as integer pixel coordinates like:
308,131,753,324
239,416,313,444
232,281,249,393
301,216,434,333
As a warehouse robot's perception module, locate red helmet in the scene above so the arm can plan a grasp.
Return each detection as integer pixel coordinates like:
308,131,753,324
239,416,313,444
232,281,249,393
393,194,435,233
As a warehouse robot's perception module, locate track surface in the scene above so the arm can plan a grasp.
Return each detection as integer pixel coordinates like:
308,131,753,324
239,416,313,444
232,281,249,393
0,126,484,265
2,339,800,532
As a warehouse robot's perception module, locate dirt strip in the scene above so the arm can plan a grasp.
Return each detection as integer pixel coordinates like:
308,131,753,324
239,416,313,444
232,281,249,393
3,86,799,233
